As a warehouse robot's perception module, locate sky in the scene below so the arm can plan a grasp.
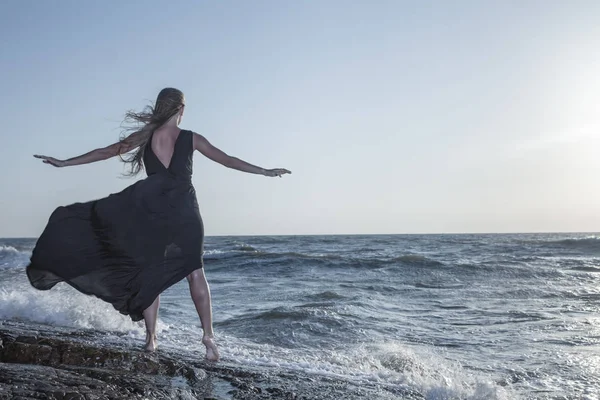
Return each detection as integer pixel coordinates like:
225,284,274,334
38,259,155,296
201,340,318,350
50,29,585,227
1,0,599,237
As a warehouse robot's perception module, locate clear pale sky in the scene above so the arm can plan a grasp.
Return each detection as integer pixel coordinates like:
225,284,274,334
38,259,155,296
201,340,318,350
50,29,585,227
1,1,599,237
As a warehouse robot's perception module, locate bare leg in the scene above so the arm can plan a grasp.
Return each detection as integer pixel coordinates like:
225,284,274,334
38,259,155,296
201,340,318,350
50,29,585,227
142,295,160,352
187,268,219,361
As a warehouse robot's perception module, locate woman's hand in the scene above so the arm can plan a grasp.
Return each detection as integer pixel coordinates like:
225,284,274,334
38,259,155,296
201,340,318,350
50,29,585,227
34,155,67,168
263,168,291,177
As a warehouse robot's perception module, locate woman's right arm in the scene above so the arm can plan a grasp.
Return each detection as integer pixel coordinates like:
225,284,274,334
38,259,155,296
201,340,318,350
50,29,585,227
193,132,291,177
34,131,145,168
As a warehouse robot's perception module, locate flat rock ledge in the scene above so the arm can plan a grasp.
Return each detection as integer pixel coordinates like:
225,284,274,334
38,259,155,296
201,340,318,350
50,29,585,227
0,321,420,400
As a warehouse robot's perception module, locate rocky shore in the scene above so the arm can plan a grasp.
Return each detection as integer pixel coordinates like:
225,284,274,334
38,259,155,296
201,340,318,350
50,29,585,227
0,321,419,399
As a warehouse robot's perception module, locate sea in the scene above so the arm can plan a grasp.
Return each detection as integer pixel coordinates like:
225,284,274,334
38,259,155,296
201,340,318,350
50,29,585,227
1,233,600,399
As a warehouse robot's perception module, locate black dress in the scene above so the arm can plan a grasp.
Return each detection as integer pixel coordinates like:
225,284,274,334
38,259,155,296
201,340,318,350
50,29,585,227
26,130,204,322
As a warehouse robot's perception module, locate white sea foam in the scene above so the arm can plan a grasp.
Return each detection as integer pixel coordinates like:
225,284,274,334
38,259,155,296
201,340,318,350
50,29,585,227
0,245,31,268
0,281,152,335
223,338,513,399
154,326,514,400
0,245,20,254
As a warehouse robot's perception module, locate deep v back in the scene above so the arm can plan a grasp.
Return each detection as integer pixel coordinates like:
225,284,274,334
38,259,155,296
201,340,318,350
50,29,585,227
144,129,194,178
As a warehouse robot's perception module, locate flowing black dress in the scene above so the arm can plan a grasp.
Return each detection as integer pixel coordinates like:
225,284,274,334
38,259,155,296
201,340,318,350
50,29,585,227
26,129,204,322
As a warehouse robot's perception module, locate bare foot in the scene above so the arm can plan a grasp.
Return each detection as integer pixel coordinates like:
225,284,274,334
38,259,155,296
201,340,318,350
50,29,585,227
144,331,158,352
202,335,219,361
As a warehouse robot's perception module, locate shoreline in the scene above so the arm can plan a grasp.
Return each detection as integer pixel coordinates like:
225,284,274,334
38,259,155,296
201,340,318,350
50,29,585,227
0,320,416,400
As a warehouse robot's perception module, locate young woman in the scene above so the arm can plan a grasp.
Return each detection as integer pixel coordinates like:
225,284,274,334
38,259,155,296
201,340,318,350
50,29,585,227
27,88,291,361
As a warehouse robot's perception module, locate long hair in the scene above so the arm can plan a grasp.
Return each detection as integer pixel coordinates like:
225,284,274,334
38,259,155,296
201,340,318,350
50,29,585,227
119,88,185,176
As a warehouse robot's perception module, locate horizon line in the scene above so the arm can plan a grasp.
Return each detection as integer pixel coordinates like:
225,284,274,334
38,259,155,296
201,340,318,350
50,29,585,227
2,230,599,240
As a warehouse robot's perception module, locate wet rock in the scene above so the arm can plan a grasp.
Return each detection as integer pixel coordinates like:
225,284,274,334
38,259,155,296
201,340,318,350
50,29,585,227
0,324,212,400
0,320,423,399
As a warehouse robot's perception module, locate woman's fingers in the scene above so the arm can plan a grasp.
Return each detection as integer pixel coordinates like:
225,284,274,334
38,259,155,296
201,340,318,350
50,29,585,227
34,155,63,167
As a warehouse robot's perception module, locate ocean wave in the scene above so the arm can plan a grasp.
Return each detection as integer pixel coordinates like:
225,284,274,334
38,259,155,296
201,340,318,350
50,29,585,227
215,304,352,346
237,244,259,252
305,291,348,301
570,266,600,273
414,282,464,290
454,261,567,281
223,306,345,326
522,236,600,254
391,254,443,266
0,245,20,254
205,247,445,272
0,285,147,334
254,308,312,321
555,236,600,244
0,245,31,269
254,251,343,261
218,337,513,400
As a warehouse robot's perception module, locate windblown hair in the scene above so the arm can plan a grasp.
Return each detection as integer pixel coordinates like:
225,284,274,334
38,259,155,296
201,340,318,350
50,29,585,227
119,88,185,176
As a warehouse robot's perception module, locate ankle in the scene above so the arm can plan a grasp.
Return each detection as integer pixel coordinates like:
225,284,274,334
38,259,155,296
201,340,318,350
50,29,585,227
202,334,215,341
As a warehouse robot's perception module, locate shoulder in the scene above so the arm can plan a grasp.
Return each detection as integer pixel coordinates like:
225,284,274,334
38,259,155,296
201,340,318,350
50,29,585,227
182,130,202,139
185,131,210,147
182,130,205,152
181,129,197,144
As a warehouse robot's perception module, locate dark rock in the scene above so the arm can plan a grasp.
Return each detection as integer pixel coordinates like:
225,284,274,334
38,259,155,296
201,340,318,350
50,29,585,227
0,320,424,399
0,324,213,400
267,387,284,395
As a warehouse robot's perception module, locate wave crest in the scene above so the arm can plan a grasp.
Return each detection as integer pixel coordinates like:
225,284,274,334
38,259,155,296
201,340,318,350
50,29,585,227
524,236,600,254
0,246,31,269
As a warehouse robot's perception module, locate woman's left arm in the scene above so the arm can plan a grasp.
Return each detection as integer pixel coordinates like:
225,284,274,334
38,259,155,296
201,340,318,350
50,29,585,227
193,132,291,177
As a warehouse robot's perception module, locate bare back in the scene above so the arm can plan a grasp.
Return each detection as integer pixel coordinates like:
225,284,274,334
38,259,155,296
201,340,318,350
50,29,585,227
150,127,182,170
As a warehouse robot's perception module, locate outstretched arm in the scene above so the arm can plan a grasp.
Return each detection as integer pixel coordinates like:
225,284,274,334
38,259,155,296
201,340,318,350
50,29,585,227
193,132,291,177
34,131,145,168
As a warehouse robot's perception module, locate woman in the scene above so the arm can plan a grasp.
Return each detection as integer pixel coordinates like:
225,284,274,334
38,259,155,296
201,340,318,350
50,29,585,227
27,88,291,361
